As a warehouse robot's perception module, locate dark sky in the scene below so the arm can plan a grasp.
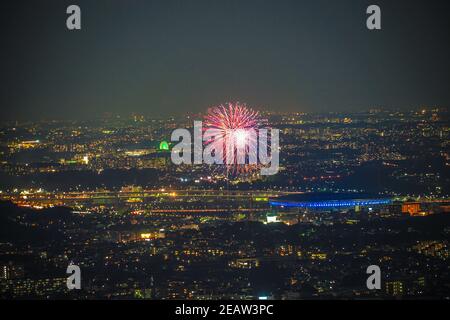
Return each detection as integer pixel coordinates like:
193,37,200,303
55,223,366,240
1,0,449,120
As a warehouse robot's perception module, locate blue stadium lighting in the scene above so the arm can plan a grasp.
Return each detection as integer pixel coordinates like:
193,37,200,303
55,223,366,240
269,198,392,208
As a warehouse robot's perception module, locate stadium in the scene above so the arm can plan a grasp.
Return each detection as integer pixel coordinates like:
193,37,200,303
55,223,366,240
269,193,392,209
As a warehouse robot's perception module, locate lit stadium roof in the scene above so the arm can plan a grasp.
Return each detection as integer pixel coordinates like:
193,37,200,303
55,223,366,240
269,193,392,208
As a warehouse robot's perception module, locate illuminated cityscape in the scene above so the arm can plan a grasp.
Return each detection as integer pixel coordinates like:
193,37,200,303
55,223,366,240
0,108,448,299
0,0,449,306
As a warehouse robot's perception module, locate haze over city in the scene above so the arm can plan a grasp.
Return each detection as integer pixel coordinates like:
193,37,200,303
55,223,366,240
1,0,450,120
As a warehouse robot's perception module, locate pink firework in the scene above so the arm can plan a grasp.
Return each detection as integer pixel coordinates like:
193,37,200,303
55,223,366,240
203,102,263,175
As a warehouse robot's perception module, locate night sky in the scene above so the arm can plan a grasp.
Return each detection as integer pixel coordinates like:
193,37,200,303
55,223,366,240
1,0,449,120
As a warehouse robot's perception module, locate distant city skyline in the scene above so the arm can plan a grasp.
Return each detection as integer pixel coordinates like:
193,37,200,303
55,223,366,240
1,0,449,304
1,107,448,300
1,0,449,121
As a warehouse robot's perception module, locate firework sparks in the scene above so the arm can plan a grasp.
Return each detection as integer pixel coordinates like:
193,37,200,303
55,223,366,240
203,102,264,175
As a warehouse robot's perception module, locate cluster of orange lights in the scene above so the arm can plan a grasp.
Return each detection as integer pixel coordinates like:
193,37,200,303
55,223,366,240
401,203,429,216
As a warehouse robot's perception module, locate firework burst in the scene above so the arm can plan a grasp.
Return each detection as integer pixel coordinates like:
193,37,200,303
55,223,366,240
203,102,264,176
